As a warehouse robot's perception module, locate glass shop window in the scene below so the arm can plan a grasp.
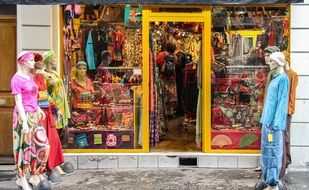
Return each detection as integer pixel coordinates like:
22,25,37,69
62,4,143,150
211,6,289,150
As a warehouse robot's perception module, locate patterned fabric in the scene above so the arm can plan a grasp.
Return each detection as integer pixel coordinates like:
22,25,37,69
70,78,93,109
161,79,177,116
35,73,64,170
12,111,50,177
45,70,71,129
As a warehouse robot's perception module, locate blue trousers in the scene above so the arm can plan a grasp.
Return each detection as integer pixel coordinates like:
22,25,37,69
261,125,283,186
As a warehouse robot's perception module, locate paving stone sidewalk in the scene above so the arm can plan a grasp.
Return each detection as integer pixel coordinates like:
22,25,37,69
0,167,308,190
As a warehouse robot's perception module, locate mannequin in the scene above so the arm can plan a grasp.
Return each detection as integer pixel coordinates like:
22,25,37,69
33,53,65,183
259,52,289,190
43,50,71,131
11,52,51,190
43,50,74,175
70,61,94,127
280,51,298,181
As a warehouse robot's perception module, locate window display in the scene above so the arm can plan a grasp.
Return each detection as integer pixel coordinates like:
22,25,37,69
211,6,290,150
62,5,143,149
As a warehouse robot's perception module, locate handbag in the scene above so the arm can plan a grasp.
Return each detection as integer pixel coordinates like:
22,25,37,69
99,5,123,22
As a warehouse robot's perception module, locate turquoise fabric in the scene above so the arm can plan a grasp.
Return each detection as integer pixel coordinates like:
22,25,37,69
260,72,289,131
85,31,96,70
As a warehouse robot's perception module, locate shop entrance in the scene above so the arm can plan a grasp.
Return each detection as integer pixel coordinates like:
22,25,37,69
142,8,212,152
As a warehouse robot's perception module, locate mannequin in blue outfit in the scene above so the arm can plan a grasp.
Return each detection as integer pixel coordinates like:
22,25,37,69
259,52,289,190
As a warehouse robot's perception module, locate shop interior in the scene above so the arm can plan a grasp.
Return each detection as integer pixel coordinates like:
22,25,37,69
149,22,203,152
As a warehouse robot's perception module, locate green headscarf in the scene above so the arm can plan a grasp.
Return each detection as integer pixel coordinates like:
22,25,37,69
43,50,56,64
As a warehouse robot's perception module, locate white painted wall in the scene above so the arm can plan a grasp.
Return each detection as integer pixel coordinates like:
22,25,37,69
290,2,309,169
17,5,60,67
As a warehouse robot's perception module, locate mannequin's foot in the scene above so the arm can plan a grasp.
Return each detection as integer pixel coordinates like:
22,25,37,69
16,177,32,190
29,175,41,187
55,165,66,175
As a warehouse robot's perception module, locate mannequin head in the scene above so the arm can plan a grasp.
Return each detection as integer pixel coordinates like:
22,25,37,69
264,46,280,64
100,50,112,66
268,52,286,71
17,51,35,73
43,50,57,68
34,53,44,70
75,61,87,78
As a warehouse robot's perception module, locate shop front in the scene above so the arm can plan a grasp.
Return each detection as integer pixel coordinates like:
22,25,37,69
57,2,298,155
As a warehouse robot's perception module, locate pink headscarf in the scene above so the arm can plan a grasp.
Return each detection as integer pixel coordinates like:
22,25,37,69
17,51,35,65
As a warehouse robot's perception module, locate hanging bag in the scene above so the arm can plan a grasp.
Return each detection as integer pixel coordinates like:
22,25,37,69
161,53,176,77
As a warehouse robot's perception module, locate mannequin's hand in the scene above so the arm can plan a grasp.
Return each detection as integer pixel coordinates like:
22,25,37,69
22,121,29,133
57,110,63,118
72,111,79,117
38,107,46,120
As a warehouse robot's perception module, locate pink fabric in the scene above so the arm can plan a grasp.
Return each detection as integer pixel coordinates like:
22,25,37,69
11,74,39,112
17,52,34,65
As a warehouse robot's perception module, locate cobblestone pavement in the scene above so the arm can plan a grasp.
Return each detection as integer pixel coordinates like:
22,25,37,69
0,168,308,190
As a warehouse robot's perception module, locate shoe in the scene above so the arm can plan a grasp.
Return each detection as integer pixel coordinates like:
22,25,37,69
47,170,62,184
254,166,262,172
254,180,267,190
60,162,75,175
34,179,52,190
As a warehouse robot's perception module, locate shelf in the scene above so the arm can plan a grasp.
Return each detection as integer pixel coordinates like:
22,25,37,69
226,65,269,69
100,67,142,70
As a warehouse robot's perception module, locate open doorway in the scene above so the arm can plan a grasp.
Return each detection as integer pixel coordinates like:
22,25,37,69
149,22,203,152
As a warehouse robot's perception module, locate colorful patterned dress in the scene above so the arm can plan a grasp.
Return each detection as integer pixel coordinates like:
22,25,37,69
44,70,71,129
11,74,50,177
70,78,94,125
35,72,64,171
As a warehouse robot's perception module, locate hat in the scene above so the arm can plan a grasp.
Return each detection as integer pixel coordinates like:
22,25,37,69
43,50,56,64
269,52,287,66
264,46,280,54
34,53,43,62
76,61,87,68
17,51,35,65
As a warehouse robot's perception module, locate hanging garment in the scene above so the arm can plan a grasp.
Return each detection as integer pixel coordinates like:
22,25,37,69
86,30,96,70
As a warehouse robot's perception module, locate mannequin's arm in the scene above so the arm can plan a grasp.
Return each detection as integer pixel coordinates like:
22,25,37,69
14,94,29,131
273,78,289,130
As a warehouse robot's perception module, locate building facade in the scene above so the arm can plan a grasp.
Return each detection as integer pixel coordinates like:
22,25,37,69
11,1,309,169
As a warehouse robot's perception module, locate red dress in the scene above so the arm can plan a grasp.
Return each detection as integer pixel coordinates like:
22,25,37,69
35,73,64,171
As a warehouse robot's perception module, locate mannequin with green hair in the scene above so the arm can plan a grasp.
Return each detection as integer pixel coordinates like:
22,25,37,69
43,50,71,131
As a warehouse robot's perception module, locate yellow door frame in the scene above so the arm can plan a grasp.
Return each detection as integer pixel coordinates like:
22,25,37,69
142,6,212,153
